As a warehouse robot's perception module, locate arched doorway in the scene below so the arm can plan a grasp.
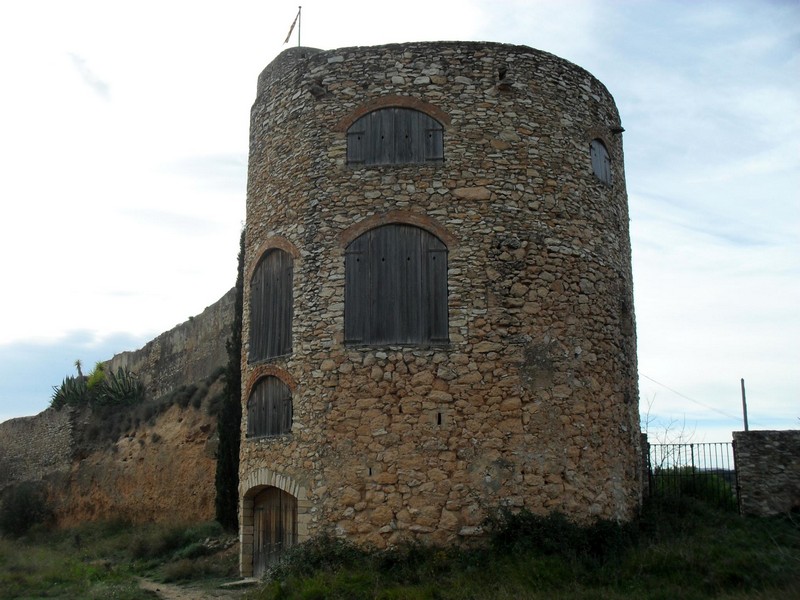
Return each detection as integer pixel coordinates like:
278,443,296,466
252,487,297,577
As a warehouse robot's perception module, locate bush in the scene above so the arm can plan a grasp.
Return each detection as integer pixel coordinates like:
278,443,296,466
0,482,52,537
51,366,144,411
129,521,223,562
269,532,369,581
162,558,208,582
51,375,89,409
651,467,737,510
86,362,106,391
485,508,636,565
97,367,146,407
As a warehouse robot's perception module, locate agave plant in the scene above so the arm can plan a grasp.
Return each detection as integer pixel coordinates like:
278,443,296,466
50,376,89,410
96,367,145,406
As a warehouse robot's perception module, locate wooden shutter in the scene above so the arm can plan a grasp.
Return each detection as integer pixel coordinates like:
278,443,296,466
590,139,612,185
427,246,449,342
344,245,366,344
249,249,293,362
347,108,444,166
247,376,292,437
345,224,448,345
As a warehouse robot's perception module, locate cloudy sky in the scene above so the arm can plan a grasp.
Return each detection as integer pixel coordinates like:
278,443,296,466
0,0,797,442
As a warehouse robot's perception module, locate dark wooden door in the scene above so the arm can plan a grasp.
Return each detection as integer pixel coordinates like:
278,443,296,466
253,487,297,577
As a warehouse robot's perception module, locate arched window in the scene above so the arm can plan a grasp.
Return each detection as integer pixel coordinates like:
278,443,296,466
590,139,612,185
345,224,448,345
247,376,292,437
347,108,444,165
249,248,293,361
252,487,297,577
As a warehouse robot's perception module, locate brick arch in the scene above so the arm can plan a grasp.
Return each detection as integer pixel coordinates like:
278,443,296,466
245,365,297,400
334,95,451,133
240,467,307,501
238,467,310,577
247,236,300,284
338,209,458,249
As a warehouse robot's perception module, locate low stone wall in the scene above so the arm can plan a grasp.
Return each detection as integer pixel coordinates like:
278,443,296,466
733,430,800,516
0,408,73,489
108,288,235,400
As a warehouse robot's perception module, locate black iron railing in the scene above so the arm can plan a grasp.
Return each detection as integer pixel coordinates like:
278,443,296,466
647,442,738,511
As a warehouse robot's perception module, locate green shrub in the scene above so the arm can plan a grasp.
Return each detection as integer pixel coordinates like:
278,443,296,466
51,365,144,411
98,367,146,406
0,482,52,537
162,558,208,582
651,467,737,510
184,520,224,541
215,228,244,531
486,508,636,565
51,375,89,409
86,362,106,391
269,532,369,581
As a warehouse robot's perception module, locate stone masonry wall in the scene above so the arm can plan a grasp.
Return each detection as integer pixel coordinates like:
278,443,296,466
108,288,235,400
0,408,73,489
734,430,800,516
1,289,234,524
240,40,641,570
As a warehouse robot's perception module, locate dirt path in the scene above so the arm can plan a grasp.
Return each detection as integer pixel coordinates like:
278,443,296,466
137,577,253,600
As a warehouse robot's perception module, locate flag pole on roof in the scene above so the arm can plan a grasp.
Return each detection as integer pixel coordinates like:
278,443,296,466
284,6,301,47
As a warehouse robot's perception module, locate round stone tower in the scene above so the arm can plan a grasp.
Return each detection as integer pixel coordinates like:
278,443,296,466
239,41,640,577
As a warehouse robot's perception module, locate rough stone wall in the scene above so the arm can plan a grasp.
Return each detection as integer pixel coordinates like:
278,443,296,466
108,288,235,400
51,401,220,527
0,289,234,524
0,408,73,488
734,430,800,516
240,40,641,564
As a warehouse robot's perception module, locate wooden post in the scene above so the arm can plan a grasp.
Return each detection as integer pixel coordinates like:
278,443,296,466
741,378,749,432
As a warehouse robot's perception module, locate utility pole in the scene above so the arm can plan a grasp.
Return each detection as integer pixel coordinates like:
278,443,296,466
741,378,749,431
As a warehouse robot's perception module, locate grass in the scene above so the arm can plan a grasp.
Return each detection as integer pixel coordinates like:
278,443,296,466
242,498,800,600
0,519,238,600
1,499,798,599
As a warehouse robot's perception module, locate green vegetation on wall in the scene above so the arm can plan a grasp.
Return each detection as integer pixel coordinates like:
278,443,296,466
50,363,145,411
215,229,244,531
0,481,52,537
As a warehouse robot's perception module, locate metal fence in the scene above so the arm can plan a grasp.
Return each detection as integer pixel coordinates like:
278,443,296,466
647,442,738,511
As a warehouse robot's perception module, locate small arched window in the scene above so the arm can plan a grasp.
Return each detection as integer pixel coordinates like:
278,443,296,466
590,139,612,185
347,108,444,166
247,376,292,437
345,224,448,345
249,248,293,362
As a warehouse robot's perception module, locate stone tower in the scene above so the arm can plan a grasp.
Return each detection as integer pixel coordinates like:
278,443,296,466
239,41,640,577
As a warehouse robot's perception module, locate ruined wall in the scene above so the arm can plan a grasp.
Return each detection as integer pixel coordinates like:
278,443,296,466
51,400,220,527
240,41,641,571
0,289,234,523
0,408,73,488
109,288,235,400
734,430,800,516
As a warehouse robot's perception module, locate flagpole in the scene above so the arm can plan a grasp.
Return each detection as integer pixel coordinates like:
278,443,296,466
283,7,302,46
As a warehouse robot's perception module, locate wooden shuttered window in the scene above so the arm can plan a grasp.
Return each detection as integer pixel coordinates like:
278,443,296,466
345,224,448,345
590,139,612,185
347,108,444,165
252,487,297,577
247,376,292,437
249,249,293,362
